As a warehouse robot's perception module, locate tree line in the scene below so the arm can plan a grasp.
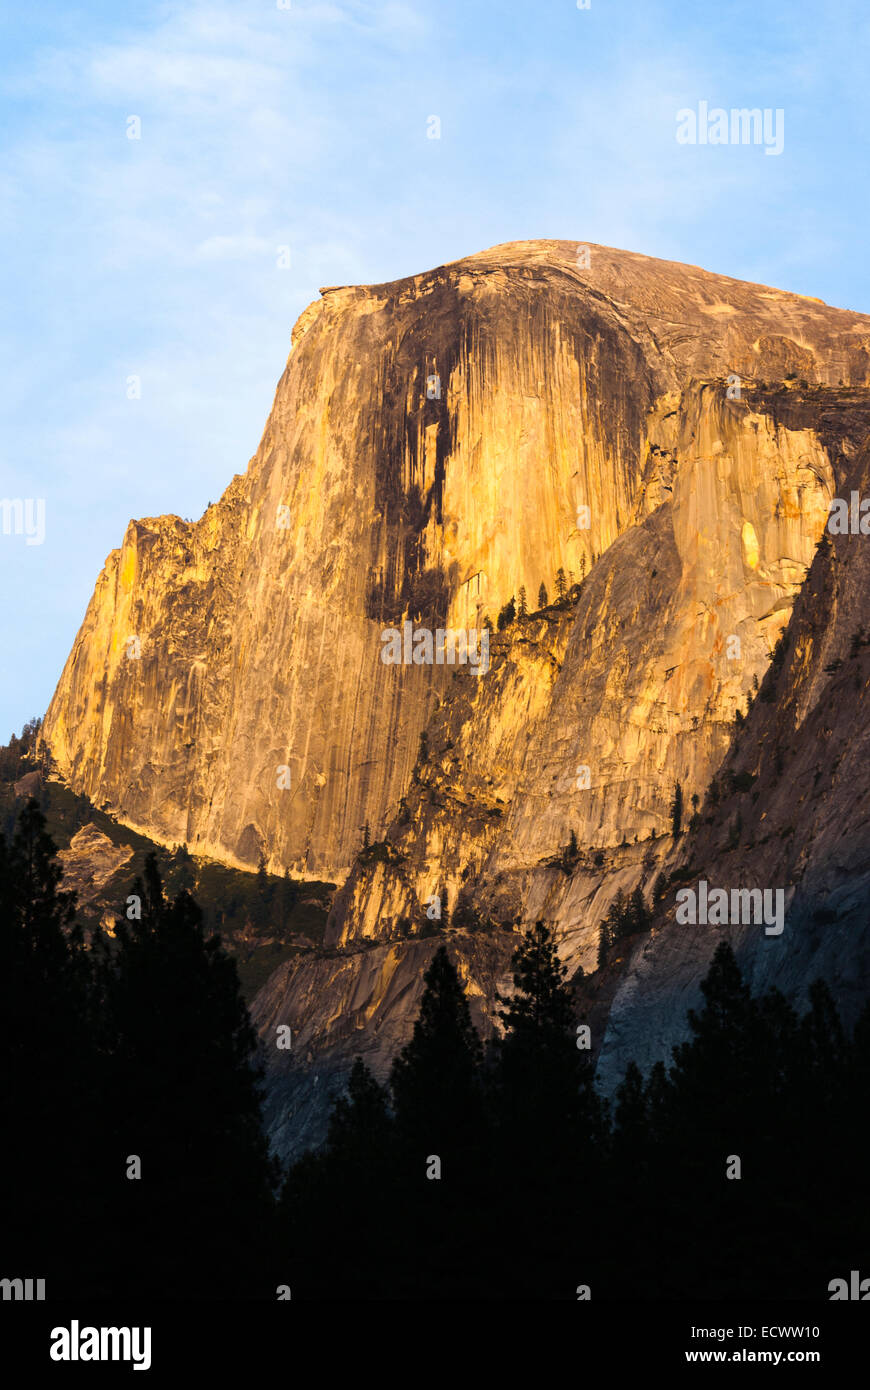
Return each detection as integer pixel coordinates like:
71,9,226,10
2,799,867,1299
1,800,275,1299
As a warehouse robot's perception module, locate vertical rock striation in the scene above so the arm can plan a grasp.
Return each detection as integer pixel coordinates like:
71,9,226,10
40,241,870,1155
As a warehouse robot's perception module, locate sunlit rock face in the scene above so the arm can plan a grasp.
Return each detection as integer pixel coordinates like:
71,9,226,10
40,241,870,881
323,378,851,986
39,240,870,1153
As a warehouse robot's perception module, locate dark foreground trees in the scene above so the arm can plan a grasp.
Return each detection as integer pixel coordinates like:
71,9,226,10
93,856,276,1298
283,932,870,1300
0,801,275,1299
0,800,92,1289
3,795,870,1300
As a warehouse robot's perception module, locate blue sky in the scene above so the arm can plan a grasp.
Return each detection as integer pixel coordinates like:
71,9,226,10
1,0,868,738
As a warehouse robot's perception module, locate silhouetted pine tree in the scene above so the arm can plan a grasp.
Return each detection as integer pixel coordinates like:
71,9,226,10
601,887,648,949
495,921,601,1159
670,780,683,837
171,842,195,894
492,921,603,1295
497,597,516,630
327,1056,392,1161
97,854,276,1298
0,800,97,1291
386,947,492,1295
668,942,758,1145
390,945,483,1170
627,885,651,935
613,1061,647,1169
253,849,272,934
281,866,297,923
281,1053,394,1296
597,921,611,970
849,996,870,1206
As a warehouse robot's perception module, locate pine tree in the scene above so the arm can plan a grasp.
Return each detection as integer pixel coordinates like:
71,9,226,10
755,986,801,1122
561,827,579,869
171,842,195,893
324,1056,393,1164
555,567,567,602
495,922,600,1161
610,1058,653,1292
497,596,516,630
0,800,95,1287
538,582,548,609
601,888,629,946
517,585,527,619
497,921,574,1038
627,885,651,935
254,849,272,934
667,942,759,1156
102,855,276,1297
281,867,297,923
644,1059,673,1148
801,978,848,1107
670,780,683,837
282,1055,396,1299
597,921,611,970
492,922,604,1295
389,945,483,1166
850,998,870,1176
613,1060,647,1164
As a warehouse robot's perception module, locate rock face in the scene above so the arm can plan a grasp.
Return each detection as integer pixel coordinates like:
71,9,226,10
597,389,870,1089
56,823,134,917
39,240,870,1158
41,240,870,880
12,770,42,800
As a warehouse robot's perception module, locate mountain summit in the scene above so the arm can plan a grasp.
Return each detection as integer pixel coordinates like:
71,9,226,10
41,242,870,1154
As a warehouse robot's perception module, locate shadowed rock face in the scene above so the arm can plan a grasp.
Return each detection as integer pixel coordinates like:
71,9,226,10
250,930,517,1160
39,240,870,1158
56,824,134,926
597,395,870,1090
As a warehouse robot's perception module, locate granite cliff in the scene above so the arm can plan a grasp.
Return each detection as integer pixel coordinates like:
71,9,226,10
41,240,870,1157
